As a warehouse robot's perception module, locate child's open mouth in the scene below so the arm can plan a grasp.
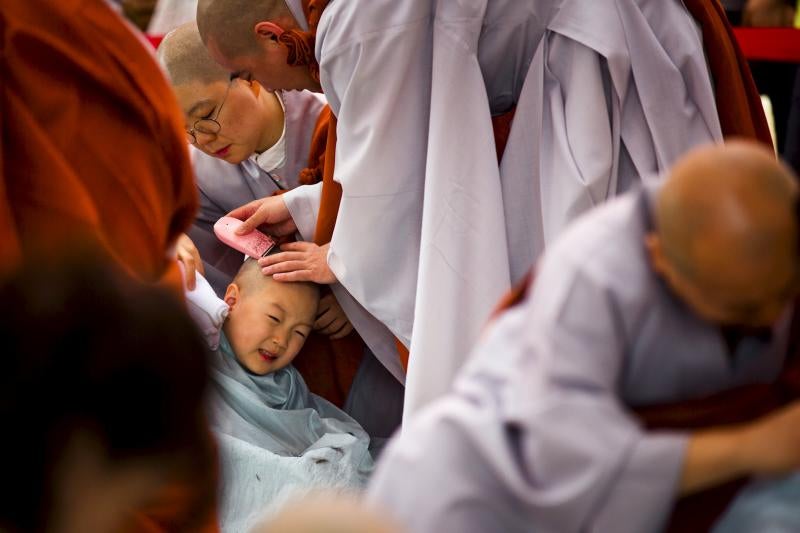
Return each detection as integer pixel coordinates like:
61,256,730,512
258,348,279,361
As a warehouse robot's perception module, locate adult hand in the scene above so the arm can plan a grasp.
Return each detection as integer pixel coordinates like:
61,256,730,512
738,400,800,476
258,242,337,284
743,0,795,27
175,233,204,290
227,196,296,237
314,293,354,339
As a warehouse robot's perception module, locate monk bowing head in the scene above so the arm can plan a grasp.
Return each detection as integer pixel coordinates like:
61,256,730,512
158,22,287,164
646,140,800,328
196,0,319,92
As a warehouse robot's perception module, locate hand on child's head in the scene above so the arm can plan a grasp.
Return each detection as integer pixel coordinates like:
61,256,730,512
223,259,320,375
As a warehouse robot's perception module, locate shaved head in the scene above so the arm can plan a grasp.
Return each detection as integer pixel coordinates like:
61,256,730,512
196,0,293,59
649,140,800,327
656,141,798,278
157,22,230,87
233,257,319,301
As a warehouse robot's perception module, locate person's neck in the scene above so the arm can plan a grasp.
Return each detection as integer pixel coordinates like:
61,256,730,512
256,91,285,153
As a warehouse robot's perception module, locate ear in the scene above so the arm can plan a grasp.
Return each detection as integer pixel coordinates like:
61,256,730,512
254,21,285,40
224,283,241,310
644,232,671,279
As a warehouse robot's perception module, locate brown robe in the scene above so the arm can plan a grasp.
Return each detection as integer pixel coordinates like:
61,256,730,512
0,0,197,293
683,0,775,148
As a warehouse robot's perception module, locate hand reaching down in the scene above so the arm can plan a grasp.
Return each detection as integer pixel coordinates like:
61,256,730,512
227,196,297,237
175,233,204,290
259,242,338,284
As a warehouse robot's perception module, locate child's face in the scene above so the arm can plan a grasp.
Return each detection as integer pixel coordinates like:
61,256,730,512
174,78,281,164
223,277,317,375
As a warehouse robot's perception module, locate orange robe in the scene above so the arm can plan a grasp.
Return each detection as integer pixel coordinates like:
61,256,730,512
0,0,197,292
1,1,216,531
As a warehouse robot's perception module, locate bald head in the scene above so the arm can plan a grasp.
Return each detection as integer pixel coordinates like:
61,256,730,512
196,0,293,60
157,22,230,88
656,141,798,275
651,141,799,326
232,258,320,309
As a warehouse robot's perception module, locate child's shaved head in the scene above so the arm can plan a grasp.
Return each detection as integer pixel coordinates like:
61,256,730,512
157,21,230,88
224,258,320,375
233,257,319,301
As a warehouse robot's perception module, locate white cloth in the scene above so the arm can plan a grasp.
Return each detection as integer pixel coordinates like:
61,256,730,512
147,0,197,35
407,0,723,418
182,267,229,350
404,0,545,419
316,0,433,358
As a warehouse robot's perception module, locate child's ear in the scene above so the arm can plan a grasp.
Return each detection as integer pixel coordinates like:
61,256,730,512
224,283,241,309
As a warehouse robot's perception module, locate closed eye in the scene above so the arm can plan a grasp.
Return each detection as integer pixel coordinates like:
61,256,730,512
268,315,280,324
294,331,307,339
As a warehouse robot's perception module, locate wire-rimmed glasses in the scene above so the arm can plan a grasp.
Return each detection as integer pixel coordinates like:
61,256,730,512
186,78,234,144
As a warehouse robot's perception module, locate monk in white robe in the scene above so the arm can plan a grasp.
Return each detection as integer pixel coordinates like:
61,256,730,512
407,0,769,418
368,142,800,533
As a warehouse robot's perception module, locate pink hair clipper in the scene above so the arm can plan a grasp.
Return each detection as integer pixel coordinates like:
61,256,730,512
213,216,277,258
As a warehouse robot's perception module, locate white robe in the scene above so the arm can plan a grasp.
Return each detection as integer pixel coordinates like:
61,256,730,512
408,0,724,417
315,0,434,357
405,0,547,419
367,185,793,533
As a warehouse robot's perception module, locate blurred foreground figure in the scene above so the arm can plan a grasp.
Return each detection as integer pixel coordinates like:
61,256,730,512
0,0,197,291
369,141,800,533
256,493,400,533
0,257,213,533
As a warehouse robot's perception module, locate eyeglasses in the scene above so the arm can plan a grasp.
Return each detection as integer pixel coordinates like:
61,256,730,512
186,78,234,144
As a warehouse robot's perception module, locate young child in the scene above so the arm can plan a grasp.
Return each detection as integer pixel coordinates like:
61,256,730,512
185,258,373,533
157,22,328,295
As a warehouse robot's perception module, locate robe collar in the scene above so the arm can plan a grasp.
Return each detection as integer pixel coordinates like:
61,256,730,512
284,0,309,31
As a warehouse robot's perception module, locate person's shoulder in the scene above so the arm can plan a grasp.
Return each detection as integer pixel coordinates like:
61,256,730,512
540,187,653,291
281,90,327,125
317,0,432,52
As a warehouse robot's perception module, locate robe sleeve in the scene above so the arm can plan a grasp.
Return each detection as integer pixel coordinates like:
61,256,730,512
282,181,323,242
317,16,432,345
368,259,688,533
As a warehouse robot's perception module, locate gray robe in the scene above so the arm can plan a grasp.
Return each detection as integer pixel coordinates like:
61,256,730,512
406,0,724,418
210,333,373,532
712,474,800,533
367,185,793,533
